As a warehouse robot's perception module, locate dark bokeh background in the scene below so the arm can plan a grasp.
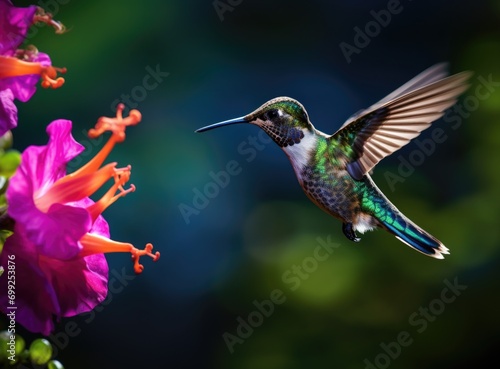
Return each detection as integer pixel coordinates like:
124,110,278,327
4,0,500,368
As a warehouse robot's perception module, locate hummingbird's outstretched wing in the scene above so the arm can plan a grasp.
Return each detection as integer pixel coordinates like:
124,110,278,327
358,63,450,109
331,64,472,180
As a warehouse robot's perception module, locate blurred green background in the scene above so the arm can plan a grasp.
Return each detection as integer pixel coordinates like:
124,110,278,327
3,0,500,368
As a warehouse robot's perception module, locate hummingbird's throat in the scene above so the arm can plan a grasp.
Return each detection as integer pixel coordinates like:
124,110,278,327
261,124,305,148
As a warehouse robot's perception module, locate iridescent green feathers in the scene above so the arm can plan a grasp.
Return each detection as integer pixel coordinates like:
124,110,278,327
245,97,311,130
243,97,313,148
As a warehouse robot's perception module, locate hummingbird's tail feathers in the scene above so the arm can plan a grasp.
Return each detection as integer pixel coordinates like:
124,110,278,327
381,216,450,259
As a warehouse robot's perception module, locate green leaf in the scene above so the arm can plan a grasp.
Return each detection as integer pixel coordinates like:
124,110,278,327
0,131,13,151
0,229,13,254
0,193,7,211
0,330,25,362
0,150,21,178
29,338,53,365
48,359,65,369
0,176,6,194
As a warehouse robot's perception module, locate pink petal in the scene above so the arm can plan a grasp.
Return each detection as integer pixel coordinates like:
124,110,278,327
0,88,17,135
33,202,92,260
39,254,108,317
7,120,90,258
9,120,83,190
0,224,109,335
4,53,52,102
0,228,60,336
0,1,37,55
1,74,38,103
78,197,111,239
44,120,86,184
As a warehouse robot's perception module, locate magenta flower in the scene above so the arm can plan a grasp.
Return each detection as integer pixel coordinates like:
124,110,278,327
0,0,36,55
0,106,159,335
0,209,109,336
0,0,66,135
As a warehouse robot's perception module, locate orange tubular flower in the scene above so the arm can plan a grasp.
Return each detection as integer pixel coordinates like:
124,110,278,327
7,104,160,274
0,1,67,135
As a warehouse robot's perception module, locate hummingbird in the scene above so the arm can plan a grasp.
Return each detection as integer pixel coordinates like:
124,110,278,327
196,64,471,258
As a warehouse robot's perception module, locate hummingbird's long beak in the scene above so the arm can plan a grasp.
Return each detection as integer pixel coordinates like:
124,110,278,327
195,116,248,133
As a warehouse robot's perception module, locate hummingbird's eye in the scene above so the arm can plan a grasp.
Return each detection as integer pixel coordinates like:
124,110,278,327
266,109,282,120
267,110,277,119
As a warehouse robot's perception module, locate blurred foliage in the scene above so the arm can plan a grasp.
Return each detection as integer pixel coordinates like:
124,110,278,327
0,331,64,369
2,0,500,368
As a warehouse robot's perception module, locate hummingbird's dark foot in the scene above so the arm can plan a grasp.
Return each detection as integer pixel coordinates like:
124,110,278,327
342,222,361,242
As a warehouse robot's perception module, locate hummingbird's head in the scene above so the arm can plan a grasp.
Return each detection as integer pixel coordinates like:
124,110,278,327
196,97,314,148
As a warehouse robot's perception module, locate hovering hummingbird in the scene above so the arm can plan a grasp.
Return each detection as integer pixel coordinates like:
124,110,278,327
196,64,471,258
